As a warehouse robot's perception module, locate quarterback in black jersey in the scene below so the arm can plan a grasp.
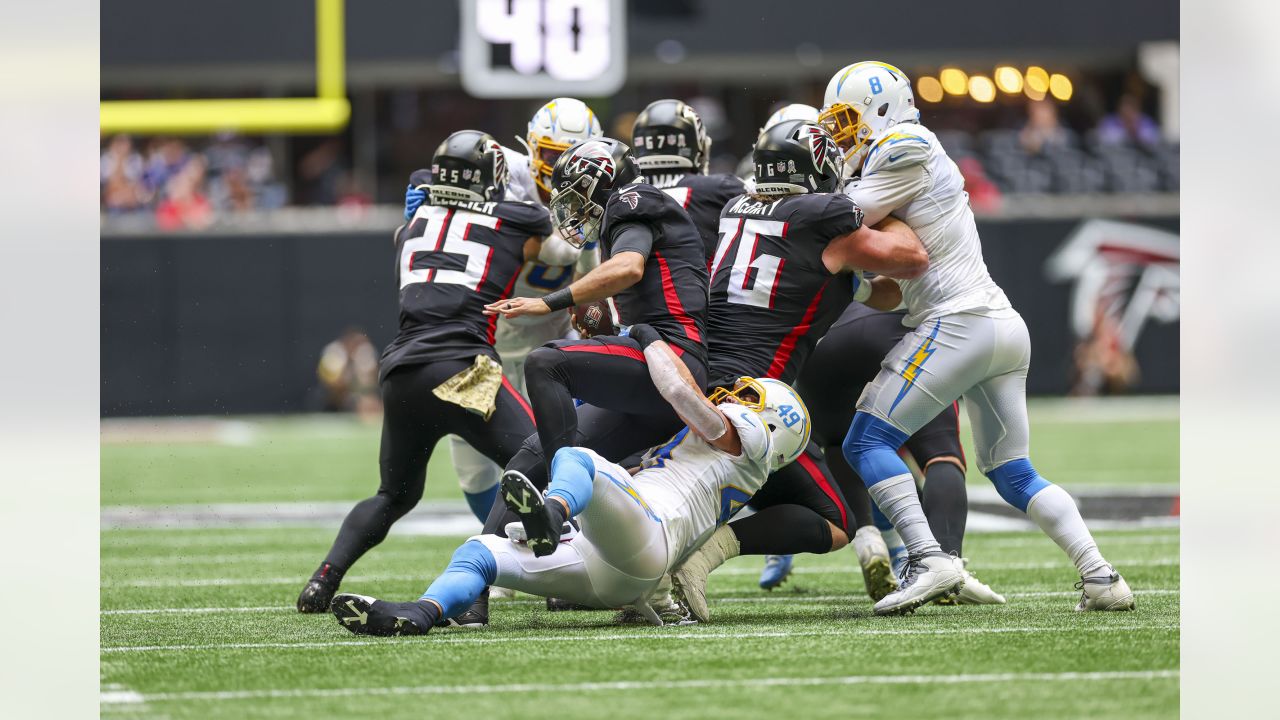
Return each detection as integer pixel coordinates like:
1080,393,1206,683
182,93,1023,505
669,120,931,619
296,131,552,614
631,99,746,264
485,138,710,493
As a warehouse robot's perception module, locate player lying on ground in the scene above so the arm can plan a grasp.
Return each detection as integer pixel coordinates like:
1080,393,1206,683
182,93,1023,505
821,61,1134,614
330,325,811,635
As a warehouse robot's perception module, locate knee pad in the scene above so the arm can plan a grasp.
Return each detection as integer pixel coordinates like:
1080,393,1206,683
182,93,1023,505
448,539,499,586
551,446,596,479
842,413,910,487
985,458,1051,512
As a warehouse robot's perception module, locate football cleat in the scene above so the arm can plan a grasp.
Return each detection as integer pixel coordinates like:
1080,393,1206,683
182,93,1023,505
758,555,794,590
935,559,1006,605
500,470,563,557
614,592,697,626
435,587,489,630
1075,571,1135,611
670,555,715,623
296,564,341,613
873,552,965,616
853,526,897,601
330,593,435,637
546,597,595,612
490,586,516,600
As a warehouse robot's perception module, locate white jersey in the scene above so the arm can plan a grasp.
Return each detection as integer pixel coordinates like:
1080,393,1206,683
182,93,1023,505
634,404,774,568
843,123,1013,327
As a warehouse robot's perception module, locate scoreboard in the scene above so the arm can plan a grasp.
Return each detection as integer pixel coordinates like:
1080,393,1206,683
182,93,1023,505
460,0,627,98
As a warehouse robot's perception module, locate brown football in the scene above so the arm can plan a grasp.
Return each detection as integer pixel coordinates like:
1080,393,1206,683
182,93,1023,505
571,300,615,338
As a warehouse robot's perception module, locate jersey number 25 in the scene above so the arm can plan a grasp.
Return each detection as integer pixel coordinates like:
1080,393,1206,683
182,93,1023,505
400,207,497,292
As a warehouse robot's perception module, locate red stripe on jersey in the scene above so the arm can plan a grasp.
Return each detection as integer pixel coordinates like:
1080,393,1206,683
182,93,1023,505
424,208,453,283
766,279,827,379
767,257,786,309
467,221,494,292
740,232,760,290
502,376,535,424
797,451,847,531
561,343,647,362
710,218,742,282
487,263,522,345
655,252,702,342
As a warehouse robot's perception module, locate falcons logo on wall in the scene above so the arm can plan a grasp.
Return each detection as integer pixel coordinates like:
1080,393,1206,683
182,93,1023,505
1046,219,1179,394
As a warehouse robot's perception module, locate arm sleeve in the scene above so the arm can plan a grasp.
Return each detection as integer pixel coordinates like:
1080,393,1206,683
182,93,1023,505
642,342,728,442
844,161,930,226
536,229,583,266
609,222,655,260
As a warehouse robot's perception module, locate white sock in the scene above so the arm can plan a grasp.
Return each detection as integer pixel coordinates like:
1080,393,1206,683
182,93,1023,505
879,527,904,553
1025,485,1109,577
865,473,941,556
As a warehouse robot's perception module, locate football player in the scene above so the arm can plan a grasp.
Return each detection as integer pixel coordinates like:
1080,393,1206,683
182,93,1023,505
630,99,746,263
736,103,821,181
798,300,1006,605
821,61,1133,614
403,98,602,522
330,330,811,635
295,131,552,613
667,120,931,622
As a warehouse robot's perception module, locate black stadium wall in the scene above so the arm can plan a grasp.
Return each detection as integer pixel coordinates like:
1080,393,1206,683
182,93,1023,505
101,217,1179,417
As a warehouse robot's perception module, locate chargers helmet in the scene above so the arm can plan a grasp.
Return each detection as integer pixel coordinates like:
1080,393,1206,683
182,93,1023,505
548,138,639,248
819,61,918,166
752,119,843,196
427,130,508,205
631,99,711,174
519,98,603,197
760,103,820,136
708,377,812,470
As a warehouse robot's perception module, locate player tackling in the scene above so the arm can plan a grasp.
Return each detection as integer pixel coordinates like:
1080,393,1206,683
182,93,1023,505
330,326,811,634
820,61,1135,614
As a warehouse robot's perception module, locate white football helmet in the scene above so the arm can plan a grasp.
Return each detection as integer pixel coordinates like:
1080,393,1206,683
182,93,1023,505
518,98,603,197
708,377,812,470
760,103,819,135
819,61,919,166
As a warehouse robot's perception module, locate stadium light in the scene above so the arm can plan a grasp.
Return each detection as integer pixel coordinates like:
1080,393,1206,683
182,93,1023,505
1049,73,1074,101
995,66,1023,94
99,0,350,135
1025,66,1050,93
916,76,945,103
968,75,997,103
939,68,968,96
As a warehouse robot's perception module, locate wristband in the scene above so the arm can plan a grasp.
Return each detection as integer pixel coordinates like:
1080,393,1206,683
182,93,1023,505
542,287,575,312
629,323,663,350
851,271,872,303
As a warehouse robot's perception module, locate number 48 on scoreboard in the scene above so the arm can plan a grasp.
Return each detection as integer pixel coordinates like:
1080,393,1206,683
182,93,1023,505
460,0,627,98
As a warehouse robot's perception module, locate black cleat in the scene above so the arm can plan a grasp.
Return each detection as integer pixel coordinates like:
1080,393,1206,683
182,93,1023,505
546,596,595,612
298,563,343,613
330,593,435,637
435,588,489,630
501,471,563,557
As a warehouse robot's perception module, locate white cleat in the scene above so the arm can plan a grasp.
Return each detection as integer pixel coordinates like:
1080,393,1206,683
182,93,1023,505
853,525,897,602
489,586,516,600
952,559,1005,605
670,555,714,623
1075,570,1135,611
873,553,965,616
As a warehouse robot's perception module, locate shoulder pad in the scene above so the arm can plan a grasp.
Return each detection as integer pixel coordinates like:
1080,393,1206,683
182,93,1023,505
606,183,668,222
495,200,553,235
863,125,930,176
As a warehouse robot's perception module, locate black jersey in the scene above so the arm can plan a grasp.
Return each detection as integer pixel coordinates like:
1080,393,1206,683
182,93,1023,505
381,200,551,379
642,171,746,265
599,183,709,363
705,192,862,385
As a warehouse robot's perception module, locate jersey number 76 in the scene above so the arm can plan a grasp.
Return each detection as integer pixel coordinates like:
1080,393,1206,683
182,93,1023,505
711,218,786,309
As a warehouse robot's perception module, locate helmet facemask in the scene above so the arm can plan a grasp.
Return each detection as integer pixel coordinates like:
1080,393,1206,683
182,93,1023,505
817,102,874,164
549,174,603,248
524,133,575,196
707,377,767,412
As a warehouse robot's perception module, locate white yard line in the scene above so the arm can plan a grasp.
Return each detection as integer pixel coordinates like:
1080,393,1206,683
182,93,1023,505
99,669,1178,704
101,558,1179,589
101,589,1179,616
101,623,1178,654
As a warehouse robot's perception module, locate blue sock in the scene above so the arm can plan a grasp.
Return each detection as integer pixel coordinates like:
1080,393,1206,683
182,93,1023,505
871,500,894,532
420,540,498,619
545,447,595,517
986,458,1052,512
843,412,911,487
463,485,498,523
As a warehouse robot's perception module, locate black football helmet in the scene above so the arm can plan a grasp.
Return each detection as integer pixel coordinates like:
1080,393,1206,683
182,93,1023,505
752,119,842,196
427,130,508,205
631,99,711,174
548,138,639,248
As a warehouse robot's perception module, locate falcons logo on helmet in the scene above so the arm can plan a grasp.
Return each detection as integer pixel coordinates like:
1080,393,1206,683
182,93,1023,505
489,141,507,185
569,142,616,181
803,125,831,169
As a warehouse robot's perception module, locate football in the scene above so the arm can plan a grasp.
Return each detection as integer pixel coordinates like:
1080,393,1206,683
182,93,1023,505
571,300,615,337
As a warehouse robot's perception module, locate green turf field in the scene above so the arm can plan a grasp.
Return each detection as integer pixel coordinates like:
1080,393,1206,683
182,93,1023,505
101,397,1179,718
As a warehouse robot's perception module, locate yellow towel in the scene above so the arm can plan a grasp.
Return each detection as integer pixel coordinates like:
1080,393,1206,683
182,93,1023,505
432,355,505,420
